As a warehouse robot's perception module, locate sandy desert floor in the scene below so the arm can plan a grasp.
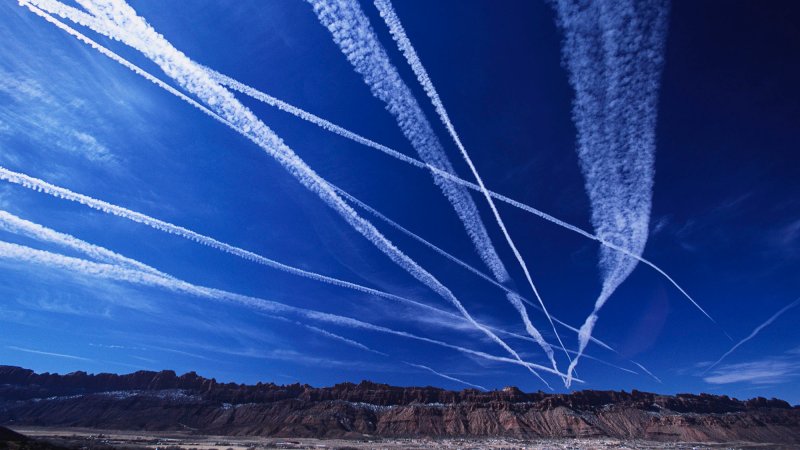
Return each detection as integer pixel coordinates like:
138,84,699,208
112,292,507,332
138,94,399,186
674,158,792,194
8,427,796,450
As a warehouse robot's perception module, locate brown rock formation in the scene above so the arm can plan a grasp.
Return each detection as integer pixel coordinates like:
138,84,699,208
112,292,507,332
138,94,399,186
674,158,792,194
1,366,797,443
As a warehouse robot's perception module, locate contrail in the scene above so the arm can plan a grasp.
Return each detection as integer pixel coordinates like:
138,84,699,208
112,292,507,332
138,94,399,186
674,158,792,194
334,184,620,354
403,362,488,391
6,345,92,361
704,297,800,374
20,1,544,385
0,211,433,368
204,66,707,324
263,313,388,356
0,209,162,276
0,209,369,362
308,0,511,287
307,0,565,383
0,164,549,352
14,0,620,362
0,165,457,322
336,186,563,368
371,0,569,372
0,239,576,380
23,0,682,383
0,214,386,356
552,0,673,385
631,361,662,383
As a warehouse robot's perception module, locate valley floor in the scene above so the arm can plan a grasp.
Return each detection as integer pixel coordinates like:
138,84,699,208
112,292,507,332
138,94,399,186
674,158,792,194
6,427,797,450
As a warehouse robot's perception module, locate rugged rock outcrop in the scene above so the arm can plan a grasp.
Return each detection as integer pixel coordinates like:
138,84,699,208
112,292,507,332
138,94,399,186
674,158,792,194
0,425,69,450
1,366,798,443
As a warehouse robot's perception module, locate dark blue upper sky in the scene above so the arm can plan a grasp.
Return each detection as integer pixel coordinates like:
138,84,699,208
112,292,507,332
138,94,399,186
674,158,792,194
0,0,798,403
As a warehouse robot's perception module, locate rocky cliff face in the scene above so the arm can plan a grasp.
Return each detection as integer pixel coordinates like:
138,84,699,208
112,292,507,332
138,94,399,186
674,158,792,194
1,366,798,443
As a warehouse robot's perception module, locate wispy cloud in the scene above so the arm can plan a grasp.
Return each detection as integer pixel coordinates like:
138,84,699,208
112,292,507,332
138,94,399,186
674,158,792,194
6,345,93,361
705,297,800,373
704,358,800,385
0,71,116,167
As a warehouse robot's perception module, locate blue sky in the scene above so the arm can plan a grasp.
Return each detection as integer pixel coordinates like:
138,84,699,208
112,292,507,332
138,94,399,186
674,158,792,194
0,0,798,404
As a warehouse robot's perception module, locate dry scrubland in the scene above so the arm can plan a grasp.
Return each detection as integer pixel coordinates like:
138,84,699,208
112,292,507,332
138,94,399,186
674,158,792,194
9,428,796,450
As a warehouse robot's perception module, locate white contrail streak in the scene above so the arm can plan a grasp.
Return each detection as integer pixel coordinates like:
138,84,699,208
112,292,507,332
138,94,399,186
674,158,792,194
312,6,512,290
372,0,568,373
0,166,417,309
561,349,638,376
552,0,674,385
0,209,162,276
204,66,708,325
1,210,387,367
20,0,678,383
0,212,385,359
403,362,488,391
19,0,650,384
631,361,662,383
6,345,92,361
0,211,471,373
8,0,620,364
704,297,800,374
17,0,227,129
0,164,545,351
20,0,544,385
337,185,562,365
307,0,564,383
263,313,387,356
304,0,510,284
0,239,576,380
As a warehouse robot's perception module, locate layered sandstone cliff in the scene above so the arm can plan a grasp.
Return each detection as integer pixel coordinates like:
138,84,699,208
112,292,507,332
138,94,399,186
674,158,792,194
1,366,797,443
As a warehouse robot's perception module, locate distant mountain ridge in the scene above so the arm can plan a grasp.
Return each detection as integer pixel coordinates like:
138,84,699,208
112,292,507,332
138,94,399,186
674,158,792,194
1,365,798,443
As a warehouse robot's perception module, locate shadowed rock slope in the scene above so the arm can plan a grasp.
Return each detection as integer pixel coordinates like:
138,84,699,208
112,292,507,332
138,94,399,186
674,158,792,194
1,366,798,443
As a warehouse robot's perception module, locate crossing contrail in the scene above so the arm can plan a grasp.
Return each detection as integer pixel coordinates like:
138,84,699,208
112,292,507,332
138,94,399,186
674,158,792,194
203,66,707,325
307,0,566,382
552,0,676,385
26,0,711,329
0,211,490,374
18,0,624,364
21,0,545,385
20,0,690,386
307,0,511,286
704,297,800,374
0,239,576,380
333,174,623,355
371,0,570,372
0,209,387,362
403,362,488,391
0,164,557,351
0,209,162,276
